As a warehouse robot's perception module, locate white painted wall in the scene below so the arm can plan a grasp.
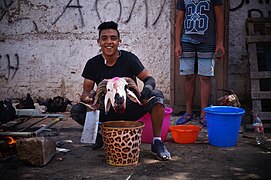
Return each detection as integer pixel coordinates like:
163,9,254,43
0,0,270,105
0,0,171,102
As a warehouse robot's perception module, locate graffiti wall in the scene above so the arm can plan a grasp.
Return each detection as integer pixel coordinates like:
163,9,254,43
0,0,171,102
229,0,271,100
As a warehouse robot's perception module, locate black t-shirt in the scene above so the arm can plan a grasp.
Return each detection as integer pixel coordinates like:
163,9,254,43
82,50,144,85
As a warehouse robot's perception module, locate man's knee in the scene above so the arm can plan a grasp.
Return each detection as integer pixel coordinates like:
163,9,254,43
150,89,164,99
70,103,87,126
149,89,164,106
185,74,196,81
199,75,211,82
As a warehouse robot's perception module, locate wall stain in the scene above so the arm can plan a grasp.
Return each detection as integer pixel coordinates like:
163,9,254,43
0,0,49,23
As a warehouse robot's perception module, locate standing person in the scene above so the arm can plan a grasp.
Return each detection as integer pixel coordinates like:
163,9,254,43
71,21,171,161
175,0,225,126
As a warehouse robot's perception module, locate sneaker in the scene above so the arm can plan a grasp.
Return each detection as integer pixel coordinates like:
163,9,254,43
151,139,171,161
90,133,104,150
199,116,207,127
176,113,194,125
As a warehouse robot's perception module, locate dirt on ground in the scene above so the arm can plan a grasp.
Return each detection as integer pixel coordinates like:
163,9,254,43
1,109,271,180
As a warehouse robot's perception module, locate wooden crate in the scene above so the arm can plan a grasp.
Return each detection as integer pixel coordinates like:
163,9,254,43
246,18,271,125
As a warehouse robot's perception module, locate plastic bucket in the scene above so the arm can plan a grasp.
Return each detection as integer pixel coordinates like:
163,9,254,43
169,125,201,144
100,121,144,166
204,106,245,147
137,107,173,143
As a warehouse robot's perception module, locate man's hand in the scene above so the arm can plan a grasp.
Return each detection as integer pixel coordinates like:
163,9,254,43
214,43,225,60
81,90,96,104
175,44,182,57
89,90,96,103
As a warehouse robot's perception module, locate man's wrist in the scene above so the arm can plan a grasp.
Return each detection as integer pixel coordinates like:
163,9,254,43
141,87,151,99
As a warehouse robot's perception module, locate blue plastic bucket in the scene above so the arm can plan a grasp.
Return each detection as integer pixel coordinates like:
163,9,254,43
204,106,245,147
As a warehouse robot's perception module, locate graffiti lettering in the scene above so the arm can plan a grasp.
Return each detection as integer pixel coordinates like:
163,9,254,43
0,54,19,80
152,0,166,26
231,0,270,11
7,54,19,80
95,0,122,23
230,0,270,17
95,0,166,28
0,0,14,21
123,0,136,23
33,20,38,31
53,0,85,27
1,0,166,31
144,0,148,27
248,9,264,18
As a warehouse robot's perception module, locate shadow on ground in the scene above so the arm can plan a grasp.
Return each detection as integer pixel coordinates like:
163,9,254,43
0,111,271,180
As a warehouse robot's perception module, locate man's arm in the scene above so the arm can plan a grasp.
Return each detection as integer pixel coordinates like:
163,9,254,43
214,5,225,59
80,79,95,103
137,69,155,100
175,10,184,57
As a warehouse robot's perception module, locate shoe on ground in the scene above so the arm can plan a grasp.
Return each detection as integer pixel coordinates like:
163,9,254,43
199,116,207,127
151,139,171,161
91,133,104,150
176,113,194,125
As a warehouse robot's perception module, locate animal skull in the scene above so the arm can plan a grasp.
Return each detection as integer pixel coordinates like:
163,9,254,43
89,77,142,113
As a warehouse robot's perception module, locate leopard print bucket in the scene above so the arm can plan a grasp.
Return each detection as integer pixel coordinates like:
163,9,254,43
101,121,144,166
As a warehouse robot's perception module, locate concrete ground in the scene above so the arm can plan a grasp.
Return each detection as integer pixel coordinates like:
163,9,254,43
0,110,271,180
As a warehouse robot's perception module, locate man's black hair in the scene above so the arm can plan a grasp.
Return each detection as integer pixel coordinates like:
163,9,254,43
98,21,120,38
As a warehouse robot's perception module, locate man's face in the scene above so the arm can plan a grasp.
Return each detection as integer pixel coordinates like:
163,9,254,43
98,29,120,57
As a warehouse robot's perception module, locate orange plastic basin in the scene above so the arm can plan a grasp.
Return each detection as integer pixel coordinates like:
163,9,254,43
169,125,201,144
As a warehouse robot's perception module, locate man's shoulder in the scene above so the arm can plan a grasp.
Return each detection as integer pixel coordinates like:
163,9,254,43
119,50,138,59
87,54,103,63
91,53,103,60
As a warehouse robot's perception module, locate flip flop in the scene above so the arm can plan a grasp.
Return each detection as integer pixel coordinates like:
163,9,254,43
199,116,207,127
176,113,194,125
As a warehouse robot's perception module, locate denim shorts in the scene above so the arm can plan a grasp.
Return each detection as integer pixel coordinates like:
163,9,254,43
179,42,215,76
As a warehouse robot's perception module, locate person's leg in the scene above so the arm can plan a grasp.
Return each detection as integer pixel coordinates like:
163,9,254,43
70,103,87,126
150,103,164,137
142,89,171,160
197,43,215,126
176,42,196,125
142,89,165,138
184,74,196,115
199,75,211,118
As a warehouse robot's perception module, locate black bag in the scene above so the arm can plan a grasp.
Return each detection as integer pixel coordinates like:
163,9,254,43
0,99,16,124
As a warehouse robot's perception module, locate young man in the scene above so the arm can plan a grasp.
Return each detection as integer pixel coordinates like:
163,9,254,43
175,0,225,126
71,21,171,161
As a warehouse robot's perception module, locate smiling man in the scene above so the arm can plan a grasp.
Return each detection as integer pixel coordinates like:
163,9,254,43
71,21,171,161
